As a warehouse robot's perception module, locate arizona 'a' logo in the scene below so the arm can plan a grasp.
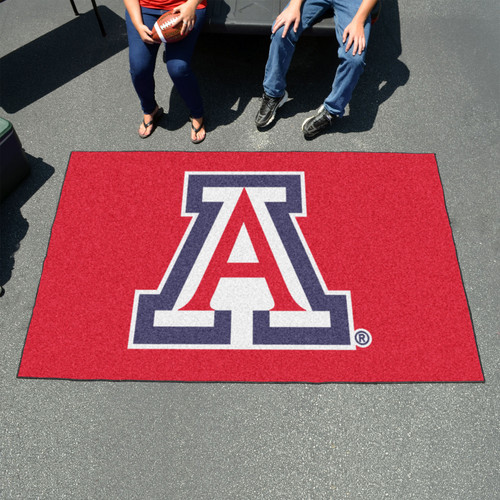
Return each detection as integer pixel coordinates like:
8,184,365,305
129,173,371,350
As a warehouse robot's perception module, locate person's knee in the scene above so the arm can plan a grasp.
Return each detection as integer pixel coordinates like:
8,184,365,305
129,57,154,82
166,59,190,80
340,50,366,72
271,25,300,45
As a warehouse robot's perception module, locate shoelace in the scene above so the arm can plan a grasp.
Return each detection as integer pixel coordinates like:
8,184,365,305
262,95,278,110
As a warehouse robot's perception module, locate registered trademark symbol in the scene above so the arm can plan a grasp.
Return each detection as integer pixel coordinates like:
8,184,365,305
354,329,372,347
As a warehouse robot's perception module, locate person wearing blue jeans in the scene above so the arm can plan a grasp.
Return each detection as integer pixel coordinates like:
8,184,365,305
255,0,378,139
125,0,207,143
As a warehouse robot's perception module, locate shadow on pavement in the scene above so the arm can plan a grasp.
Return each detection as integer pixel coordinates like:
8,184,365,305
0,155,55,293
164,32,272,132
0,6,128,113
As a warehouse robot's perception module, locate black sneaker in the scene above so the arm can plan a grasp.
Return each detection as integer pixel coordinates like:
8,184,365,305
301,106,335,139
255,91,288,128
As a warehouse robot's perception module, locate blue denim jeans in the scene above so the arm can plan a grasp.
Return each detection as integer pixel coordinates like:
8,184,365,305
126,7,206,117
263,0,371,117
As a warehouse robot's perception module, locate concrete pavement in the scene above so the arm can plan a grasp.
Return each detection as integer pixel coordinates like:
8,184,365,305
1,0,498,498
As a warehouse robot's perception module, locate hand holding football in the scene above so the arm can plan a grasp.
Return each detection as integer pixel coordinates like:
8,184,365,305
151,11,195,44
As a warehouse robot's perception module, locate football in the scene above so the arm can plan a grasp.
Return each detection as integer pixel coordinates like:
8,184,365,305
151,11,194,44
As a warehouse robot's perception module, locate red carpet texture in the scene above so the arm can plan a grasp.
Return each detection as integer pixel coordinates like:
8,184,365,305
18,152,484,382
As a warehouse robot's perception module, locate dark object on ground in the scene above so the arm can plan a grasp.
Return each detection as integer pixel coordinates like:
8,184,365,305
0,118,30,202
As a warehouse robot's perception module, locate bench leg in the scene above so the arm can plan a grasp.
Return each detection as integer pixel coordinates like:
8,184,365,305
91,0,106,37
70,1,106,37
69,0,79,16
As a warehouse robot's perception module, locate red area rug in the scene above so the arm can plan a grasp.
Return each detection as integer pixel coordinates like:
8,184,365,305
18,152,483,382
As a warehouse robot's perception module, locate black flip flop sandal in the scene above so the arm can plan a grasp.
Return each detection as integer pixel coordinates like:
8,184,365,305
189,116,206,144
138,107,164,139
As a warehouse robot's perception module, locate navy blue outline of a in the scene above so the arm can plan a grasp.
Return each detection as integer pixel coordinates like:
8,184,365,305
130,173,353,348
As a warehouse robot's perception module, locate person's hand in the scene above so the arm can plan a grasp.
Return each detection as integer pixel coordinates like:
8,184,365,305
137,23,158,44
342,20,366,55
173,2,197,35
272,5,301,38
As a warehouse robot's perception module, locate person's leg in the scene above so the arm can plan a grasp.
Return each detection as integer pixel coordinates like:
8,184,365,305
323,0,371,116
126,9,161,113
263,0,333,98
126,8,162,137
302,0,371,138
256,0,332,128
163,8,206,142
